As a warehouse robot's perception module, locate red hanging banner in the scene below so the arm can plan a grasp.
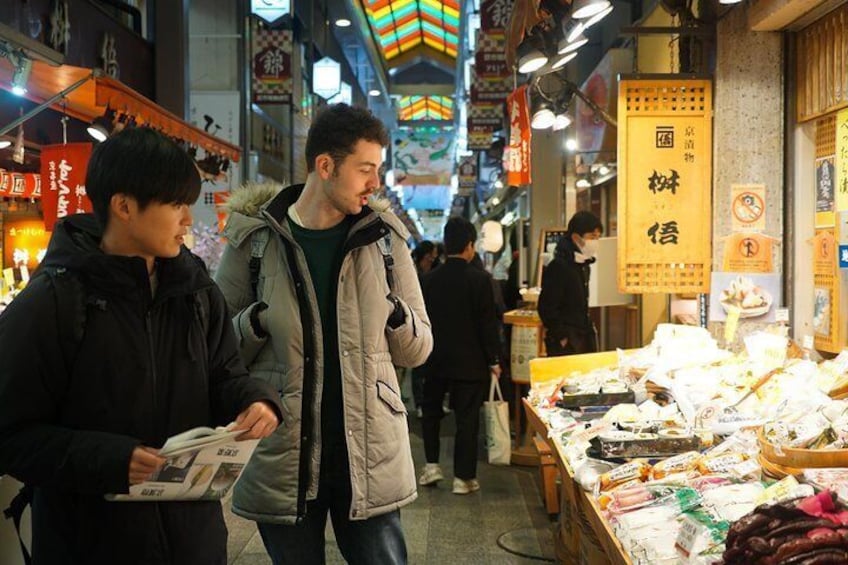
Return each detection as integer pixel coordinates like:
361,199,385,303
506,85,532,186
41,143,94,231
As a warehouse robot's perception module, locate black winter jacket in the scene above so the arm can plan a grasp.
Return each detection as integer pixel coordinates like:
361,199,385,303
537,237,596,354
0,214,282,565
420,257,500,381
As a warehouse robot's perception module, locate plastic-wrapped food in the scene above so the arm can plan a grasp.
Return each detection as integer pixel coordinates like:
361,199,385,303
599,460,652,491
697,452,748,475
605,484,702,516
651,451,702,480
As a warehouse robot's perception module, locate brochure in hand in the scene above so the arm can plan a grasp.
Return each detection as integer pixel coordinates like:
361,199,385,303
106,424,259,502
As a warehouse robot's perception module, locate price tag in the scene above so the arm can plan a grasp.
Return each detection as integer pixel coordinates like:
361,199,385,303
2,268,14,289
803,335,814,349
724,305,741,343
775,308,789,323
675,515,701,557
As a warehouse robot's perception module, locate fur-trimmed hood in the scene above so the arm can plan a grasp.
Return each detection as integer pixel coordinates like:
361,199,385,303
223,182,408,245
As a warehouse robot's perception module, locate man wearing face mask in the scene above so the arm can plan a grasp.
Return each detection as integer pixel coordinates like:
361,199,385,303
538,211,603,356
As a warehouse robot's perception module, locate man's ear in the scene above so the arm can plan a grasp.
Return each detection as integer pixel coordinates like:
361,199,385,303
315,154,334,180
110,193,133,222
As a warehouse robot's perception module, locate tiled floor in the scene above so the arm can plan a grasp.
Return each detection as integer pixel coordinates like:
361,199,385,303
225,387,557,564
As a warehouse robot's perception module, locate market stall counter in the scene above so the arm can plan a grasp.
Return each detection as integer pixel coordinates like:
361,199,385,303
521,324,848,564
525,351,632,565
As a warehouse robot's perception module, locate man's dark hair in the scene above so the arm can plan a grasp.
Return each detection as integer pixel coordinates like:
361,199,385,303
86,127,201,227
412,240,436,264
443,216,476,255
567,211,603,237
305,104,389,173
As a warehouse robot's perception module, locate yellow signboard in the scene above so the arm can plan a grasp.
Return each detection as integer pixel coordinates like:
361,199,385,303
618,79,712,293
813,229,839,351
722,233,775,273
837,109,848,212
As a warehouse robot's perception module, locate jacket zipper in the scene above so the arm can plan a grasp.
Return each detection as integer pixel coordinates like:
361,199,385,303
145,311,159,436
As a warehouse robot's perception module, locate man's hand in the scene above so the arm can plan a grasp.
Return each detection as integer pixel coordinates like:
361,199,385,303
233,401,280,440
129,446,166,485
491,365,502,379
559,337,568,348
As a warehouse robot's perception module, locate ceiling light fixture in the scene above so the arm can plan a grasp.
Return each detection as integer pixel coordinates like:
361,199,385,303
86,107,117,142
10,55,32,96
565,138,578,151
563,20,586,44
335,18,352,27
368,89,381,96
551,51,577,70
584,5,614,28
562,33,588,54
553,113,572,131
0,140,11,149
576,177,591,188
571,0,612,19
516,35,548,74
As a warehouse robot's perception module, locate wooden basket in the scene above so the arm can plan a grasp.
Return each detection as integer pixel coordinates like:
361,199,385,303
757,454,804,480
758,427,848,469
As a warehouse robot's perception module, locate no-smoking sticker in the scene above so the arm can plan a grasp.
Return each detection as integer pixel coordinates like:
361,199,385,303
731,184,766,231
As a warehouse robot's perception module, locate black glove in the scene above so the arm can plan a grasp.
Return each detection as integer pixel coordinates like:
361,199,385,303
386,294,406,329
250,302,269,338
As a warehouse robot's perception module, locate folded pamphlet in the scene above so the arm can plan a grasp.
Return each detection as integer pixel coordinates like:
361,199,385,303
106,423,259,502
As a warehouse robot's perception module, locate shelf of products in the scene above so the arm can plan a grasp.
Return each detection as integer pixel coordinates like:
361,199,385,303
525,324,848,564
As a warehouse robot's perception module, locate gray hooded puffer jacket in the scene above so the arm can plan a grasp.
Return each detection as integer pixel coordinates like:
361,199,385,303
214,183,432,525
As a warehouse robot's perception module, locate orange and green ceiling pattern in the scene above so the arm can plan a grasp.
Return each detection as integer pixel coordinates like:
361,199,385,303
397,96,454,121
361,0,460,61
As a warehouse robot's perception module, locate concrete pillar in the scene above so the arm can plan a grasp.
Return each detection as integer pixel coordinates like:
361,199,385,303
711,5,783,347
529,129,565,286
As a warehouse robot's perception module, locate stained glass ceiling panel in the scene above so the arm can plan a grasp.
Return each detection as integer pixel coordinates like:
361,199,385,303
397,96,454,121
362,0,460,61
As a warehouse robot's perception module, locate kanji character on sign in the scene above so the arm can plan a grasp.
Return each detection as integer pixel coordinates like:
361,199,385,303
647,221,680,245
648,169,680,195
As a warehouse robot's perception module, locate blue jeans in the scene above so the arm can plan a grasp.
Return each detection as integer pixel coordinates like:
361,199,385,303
257,443,408,565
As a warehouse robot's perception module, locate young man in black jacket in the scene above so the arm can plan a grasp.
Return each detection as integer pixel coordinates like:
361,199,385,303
418,217,502,494
537,211,603,356
0,127,282,565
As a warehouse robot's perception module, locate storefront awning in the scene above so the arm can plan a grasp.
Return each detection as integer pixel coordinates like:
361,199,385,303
0,58,241,162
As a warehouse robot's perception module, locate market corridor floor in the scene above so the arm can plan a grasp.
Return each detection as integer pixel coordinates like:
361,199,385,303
224,407,556,564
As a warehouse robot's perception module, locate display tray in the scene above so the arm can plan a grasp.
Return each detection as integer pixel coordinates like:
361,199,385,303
556,390,635,408
590,435,701,458
757,427,848,469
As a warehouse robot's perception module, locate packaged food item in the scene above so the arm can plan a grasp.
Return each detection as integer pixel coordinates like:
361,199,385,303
697,453,747,475
599,460,652,491
605,484,701,516
651,451,702,480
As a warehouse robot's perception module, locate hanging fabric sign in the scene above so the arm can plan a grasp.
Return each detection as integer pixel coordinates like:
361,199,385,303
41,143,94,231
505,85,531,186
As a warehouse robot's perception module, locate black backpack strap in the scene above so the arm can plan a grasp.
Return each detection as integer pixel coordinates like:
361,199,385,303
3,484,33,565
375,229,394,291
249,228,270,301
42,267,87,372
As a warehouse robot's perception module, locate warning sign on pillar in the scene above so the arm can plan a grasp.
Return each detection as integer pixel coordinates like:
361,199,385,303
722,232,775,273
731,184,766,232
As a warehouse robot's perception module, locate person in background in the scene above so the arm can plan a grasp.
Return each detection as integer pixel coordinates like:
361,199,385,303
537,210,603,356
418,217,502,495
407,240,438,416
214,103,432,565
0,127,282,565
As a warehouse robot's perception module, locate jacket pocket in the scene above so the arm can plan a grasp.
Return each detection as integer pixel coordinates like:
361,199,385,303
376,381,407,415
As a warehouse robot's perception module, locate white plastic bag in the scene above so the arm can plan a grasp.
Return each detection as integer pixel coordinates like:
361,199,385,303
484,376,511,466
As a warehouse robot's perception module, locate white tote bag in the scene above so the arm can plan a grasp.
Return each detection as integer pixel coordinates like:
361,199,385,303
484,376,512,466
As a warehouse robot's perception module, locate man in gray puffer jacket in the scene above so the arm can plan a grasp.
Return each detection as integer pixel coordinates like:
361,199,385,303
214,104,433,565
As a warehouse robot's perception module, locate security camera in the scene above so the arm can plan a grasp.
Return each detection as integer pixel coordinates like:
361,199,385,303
0,22,65,66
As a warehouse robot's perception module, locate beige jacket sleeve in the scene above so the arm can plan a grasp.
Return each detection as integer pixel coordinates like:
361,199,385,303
385,234,433,368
